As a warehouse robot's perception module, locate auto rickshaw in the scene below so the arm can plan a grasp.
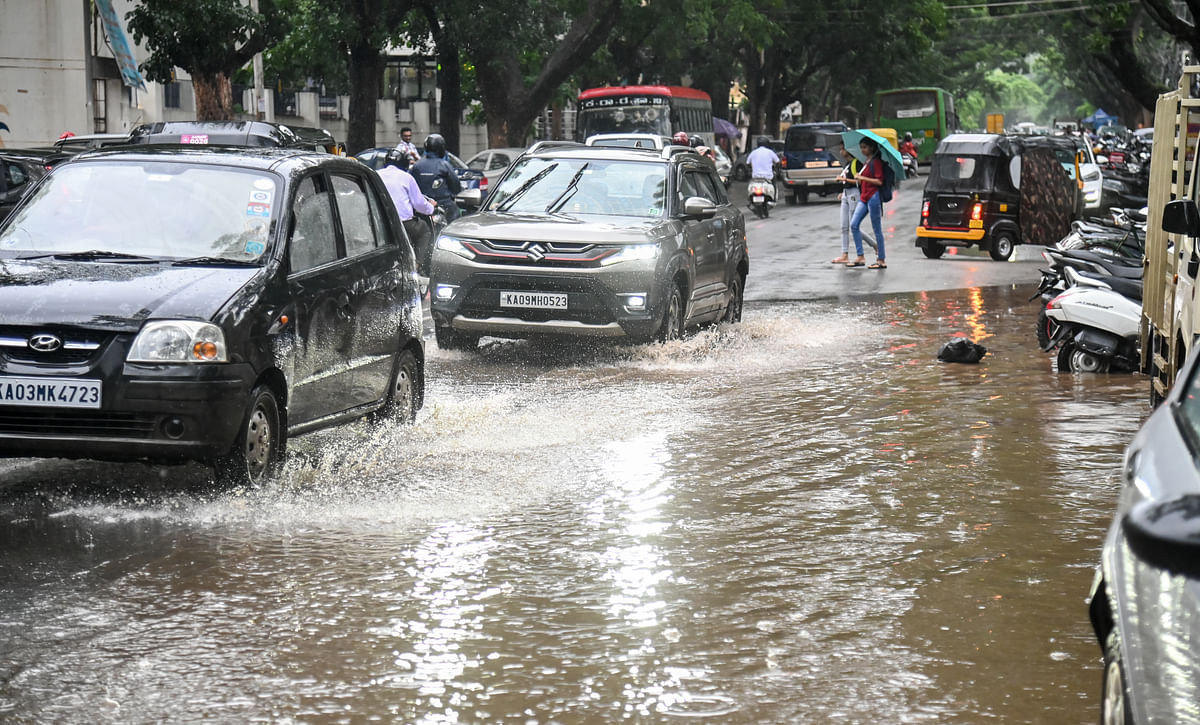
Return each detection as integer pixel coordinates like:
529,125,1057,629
915,133,1081,261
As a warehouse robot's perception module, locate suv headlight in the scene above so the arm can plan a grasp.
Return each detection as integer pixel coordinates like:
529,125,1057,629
127,321,227,363
601,243,659,266
435,234,477,260
1083,169,1101,182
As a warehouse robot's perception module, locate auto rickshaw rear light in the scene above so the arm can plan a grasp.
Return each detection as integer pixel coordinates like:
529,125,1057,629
921,200,929,219
971,202,983,221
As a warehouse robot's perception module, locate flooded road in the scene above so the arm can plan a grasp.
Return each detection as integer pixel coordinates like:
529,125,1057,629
0,284,1145,723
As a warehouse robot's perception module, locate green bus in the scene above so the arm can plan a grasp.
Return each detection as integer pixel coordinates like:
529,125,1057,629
873,87,957,164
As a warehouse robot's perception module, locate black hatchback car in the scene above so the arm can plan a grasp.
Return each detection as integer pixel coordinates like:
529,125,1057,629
0,147,425,484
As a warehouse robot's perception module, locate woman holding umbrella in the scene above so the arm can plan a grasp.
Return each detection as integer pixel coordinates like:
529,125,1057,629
847,136,887,269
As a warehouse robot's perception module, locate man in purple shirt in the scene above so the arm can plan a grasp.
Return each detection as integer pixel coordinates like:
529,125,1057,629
378,149,437,274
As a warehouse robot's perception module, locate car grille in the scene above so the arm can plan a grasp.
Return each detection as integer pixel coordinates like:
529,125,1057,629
0,409,156,438
463,239,620,268
0,327,111,366
460,281,614,325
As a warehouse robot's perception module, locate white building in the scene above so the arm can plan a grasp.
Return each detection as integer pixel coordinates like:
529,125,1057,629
0,0,487,154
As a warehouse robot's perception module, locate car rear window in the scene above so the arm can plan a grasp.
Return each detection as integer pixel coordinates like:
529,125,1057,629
785,125,846,152
0,160,279,262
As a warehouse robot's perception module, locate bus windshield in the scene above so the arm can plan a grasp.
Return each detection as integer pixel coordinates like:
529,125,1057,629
879,91,937,119
576,99,670,138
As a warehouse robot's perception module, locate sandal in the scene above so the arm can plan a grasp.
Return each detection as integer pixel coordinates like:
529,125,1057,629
868,260,887,269
831,255,849,264
846,258,866,268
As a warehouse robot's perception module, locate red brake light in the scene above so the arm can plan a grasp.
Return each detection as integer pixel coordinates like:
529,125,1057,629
921,200,929,218
780,157,787,168
970,202,983,221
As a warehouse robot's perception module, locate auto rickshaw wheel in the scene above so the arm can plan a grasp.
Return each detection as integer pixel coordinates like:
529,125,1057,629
989,231,1015,261
920,240,946,259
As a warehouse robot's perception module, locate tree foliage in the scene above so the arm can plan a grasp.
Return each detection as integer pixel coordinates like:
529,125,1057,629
127,0,287,120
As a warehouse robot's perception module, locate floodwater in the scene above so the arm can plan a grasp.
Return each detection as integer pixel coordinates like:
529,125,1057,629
0,285,1146,724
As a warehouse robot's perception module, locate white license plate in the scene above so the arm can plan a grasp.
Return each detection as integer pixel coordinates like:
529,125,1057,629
500,291,568,309
752,195,765,202
0,376,102,409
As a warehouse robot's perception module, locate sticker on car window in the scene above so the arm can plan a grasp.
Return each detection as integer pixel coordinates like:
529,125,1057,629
243,241,266,256
253,179,273,190
647,207,662,216
248,189,273,205
246,202,271,218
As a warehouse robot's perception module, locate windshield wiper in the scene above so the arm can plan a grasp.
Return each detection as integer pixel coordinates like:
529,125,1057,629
545,163,591,214
495,163,559,212
172,256,260,267
20,250,158,262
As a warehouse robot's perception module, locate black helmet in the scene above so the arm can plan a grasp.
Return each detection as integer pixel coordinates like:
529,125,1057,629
423,133,446,156
689,135,703,148
756,136,770,148
385,148,409,169
903,132,913,142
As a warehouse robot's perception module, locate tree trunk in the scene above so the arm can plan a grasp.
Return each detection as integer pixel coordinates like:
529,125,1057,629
346,44,384,155
437,40,462,155
193,71,233,121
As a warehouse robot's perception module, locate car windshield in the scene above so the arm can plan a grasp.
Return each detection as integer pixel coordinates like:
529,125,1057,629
487,157,669,218
0,161,278,262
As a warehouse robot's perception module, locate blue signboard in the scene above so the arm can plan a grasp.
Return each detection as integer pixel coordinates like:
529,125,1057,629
93,0,147,90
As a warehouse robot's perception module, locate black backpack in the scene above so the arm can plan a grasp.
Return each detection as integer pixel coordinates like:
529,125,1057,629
878,160,895,203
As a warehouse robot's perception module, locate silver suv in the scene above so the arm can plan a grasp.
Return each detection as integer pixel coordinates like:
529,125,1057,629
429,144,748,349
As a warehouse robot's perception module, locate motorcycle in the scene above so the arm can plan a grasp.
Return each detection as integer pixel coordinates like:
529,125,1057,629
747,177,776,219
901,152,918,179
1041,266,1141,373
409,206,448,277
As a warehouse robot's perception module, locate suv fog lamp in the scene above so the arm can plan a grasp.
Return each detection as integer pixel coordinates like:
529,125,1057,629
623,294,647,310
128,321,227,363
436,235,476,260
602,243,659,266
435,284,458,300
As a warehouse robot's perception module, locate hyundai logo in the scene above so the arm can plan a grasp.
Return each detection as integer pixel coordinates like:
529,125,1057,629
527,244,547,261
28,333,63,353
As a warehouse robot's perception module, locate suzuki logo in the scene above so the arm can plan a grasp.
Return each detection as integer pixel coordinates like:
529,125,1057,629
28,333,62,352
527,244,546,261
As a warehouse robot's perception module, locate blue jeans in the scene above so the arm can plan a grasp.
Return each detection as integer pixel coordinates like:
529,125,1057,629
850,193,885,260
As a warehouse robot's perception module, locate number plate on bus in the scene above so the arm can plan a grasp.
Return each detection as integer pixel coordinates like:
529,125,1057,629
0,377,102,409
500,291,568,309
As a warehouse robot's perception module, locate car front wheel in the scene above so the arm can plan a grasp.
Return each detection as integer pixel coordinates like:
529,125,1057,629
435,325,479,351
1101,629,1133,725
657,284,684,342
214,384,282,486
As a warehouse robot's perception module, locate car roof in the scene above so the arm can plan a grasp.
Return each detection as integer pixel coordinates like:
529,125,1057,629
62,145,355,174
127,121,337,150
0,147,71,162
522,144,702,164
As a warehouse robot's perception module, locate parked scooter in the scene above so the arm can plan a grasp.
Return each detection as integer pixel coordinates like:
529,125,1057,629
1041,266,1141,373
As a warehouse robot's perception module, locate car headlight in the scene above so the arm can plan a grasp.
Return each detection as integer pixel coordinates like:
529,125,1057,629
127,321,227,363
1083,169,1101,182
601,243,659,266
435,234,477,260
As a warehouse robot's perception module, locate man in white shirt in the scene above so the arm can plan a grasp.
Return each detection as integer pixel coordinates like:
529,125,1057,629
746,135,779,201
378,149,436,274
394,127,421,167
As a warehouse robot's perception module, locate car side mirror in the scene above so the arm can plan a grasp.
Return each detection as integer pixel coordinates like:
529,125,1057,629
456,187,483,211
1096,155,1108,165
1162,199,1200,236
682,196,717,219
1122,495,1200,578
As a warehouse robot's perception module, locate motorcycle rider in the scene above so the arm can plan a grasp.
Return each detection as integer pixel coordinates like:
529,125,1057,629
899,132,918,159
746,135,779,202
411,133,463,222
672,131,691,147
378,149,437,274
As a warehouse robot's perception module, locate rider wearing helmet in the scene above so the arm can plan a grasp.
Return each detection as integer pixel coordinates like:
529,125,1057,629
899,132,918,159
411,133,463,221
672,131,691,146
689,135,704,148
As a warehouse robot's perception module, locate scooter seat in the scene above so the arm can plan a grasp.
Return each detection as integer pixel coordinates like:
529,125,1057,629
1061,249,1143,278
1076,269,1143,301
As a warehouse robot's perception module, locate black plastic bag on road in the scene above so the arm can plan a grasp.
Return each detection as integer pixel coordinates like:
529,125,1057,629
938,338,988,364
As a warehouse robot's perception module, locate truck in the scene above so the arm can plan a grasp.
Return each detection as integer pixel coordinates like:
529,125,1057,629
1141,65,1200,404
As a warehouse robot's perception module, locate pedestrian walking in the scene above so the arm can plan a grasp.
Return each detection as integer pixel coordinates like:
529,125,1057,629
847,137,887,269
832,145,874,263
394,127,420,168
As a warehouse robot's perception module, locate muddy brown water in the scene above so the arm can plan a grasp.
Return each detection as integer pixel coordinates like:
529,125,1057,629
0,285,1146,723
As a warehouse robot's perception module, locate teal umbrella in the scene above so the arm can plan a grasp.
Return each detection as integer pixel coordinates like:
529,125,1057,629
840,129,905,180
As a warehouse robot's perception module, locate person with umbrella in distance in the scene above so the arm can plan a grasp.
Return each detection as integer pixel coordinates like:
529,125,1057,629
841,129,902,269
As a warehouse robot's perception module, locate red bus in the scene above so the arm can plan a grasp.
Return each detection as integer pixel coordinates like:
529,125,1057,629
574,85,714,145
